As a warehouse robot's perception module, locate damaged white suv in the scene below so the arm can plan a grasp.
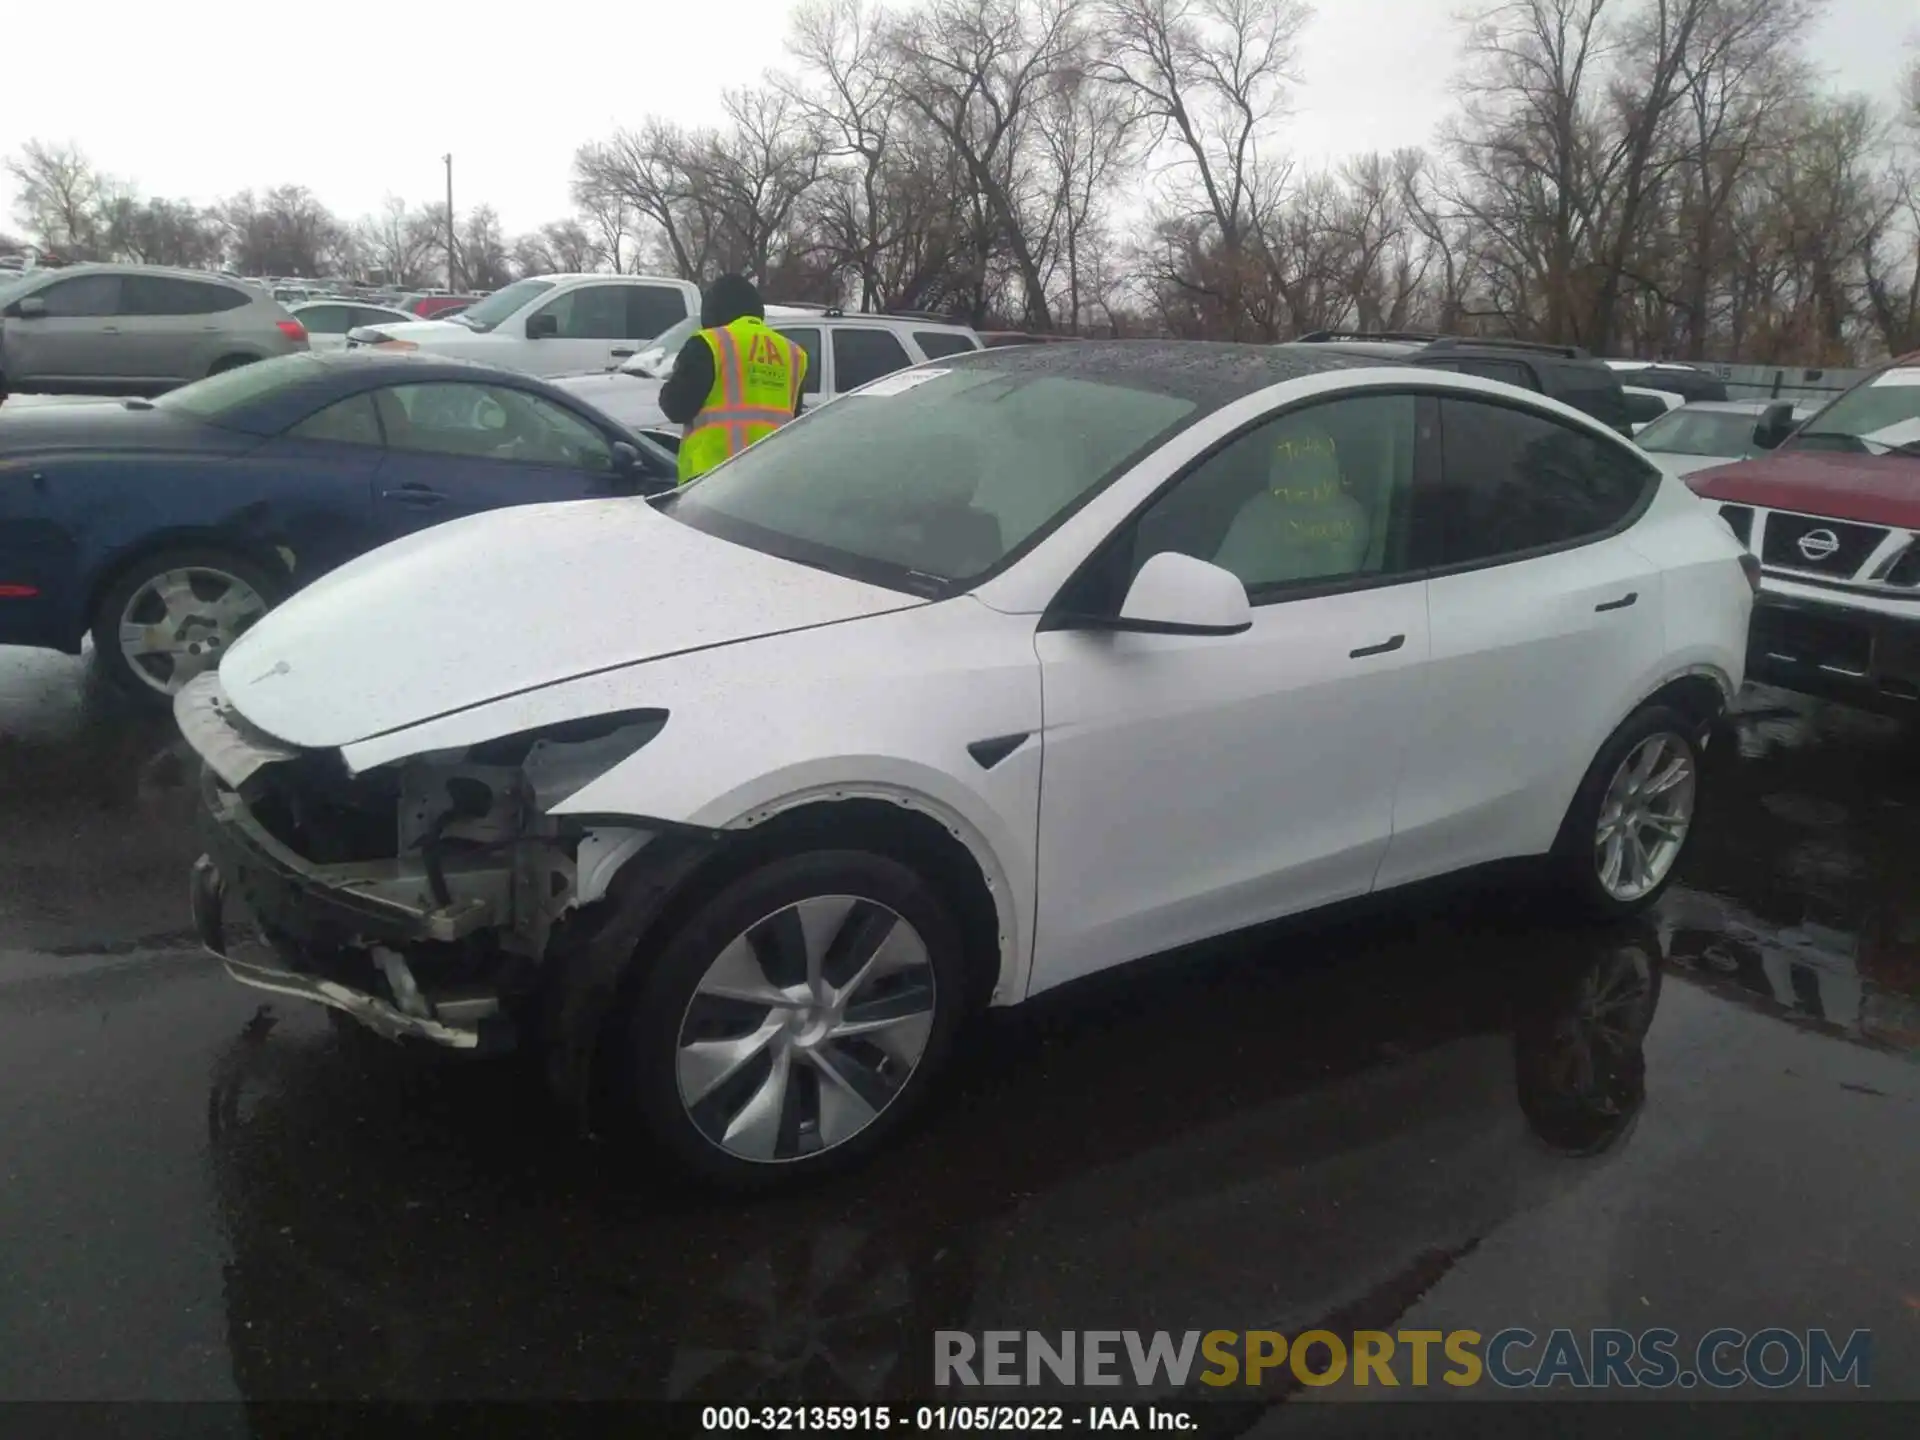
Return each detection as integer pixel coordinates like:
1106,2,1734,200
180,342,1752,1187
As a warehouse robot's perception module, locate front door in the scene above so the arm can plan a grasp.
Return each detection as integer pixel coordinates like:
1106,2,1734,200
1029,391,1432,995
5,273,127,386
367,380,629,539
1375,393,1670,890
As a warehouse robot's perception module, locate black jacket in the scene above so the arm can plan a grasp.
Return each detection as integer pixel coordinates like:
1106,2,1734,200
658,330,807,425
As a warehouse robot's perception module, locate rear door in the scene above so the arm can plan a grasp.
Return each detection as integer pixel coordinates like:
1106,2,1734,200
4,273,125,385
769,325,824,407
1375,393,1667,890
368,380,631,538
295,303,359,352
118,275,253,382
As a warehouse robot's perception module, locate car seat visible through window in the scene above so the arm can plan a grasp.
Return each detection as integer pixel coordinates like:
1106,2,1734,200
1213,419,1369,587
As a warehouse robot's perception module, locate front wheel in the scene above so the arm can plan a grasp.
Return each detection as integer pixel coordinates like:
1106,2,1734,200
616,849,970,1190
1555,704,1702,917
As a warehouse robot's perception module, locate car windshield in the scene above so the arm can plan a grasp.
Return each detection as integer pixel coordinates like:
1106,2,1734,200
154,353,327,423
621,315,700,377
453,277,554,333
1635,408,1762,458
0,273,34,308
1788,367,1920,456
664,364,1198,594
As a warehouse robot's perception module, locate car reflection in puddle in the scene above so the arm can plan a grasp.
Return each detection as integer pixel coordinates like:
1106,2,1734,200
200,901,1670,1405
1667,685,1920,1052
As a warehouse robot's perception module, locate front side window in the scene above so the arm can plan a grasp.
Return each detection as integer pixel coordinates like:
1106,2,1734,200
831,328,913,391
1127,394,1420,595
35,274,122,317
1417,397,1655,568
378,382,614,471
772,326,823,395
533,285,628,340
287,392,383,446
667,366,1198,591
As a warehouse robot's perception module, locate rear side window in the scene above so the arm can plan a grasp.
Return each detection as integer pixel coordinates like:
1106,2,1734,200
1447,357,1536,390
121,277,250,315
1416,397,1656,568
772,326,823,395
832,328,913,391
627,285,690,341
296,304,357,335
1553,367,1631,431
287,392,383,446
914,329,978,359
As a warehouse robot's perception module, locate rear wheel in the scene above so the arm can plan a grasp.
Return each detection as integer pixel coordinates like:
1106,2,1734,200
1555,704,1701,917
91,546,281,705
616,849,969,1190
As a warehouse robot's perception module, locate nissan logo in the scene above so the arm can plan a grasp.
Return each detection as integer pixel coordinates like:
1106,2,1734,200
1796,528,1841,562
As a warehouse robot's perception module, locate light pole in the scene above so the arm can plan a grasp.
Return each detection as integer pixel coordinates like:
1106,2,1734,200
443,153,457,292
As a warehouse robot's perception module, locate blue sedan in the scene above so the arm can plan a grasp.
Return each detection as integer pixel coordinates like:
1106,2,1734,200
0,351,676,703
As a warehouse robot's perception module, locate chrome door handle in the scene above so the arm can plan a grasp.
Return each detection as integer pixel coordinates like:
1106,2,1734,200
1349,634,1406,659
1595,591,1638,613
380,486,446,507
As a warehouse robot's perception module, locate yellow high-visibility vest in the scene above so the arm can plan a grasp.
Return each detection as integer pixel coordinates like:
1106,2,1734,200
677,317,806,484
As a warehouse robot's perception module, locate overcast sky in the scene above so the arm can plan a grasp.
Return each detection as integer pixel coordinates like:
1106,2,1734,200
0,0,1911,239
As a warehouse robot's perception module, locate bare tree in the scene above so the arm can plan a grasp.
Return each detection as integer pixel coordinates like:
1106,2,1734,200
1091,0,1311,337
887,0,1088,328
356,197,442,287
7,140,108,260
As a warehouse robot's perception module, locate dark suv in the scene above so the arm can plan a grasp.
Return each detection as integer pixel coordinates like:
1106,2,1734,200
1287,331,1634,436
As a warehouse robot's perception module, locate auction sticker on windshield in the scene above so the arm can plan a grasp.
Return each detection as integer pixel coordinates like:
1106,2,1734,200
855,368,951,397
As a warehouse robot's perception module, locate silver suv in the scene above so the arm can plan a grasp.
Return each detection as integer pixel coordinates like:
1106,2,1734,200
0,264,308,400
550,306,983,433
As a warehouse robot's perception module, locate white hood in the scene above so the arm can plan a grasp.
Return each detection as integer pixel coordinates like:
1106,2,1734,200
218,500,925,750
548,370,667,430
349,318,470,343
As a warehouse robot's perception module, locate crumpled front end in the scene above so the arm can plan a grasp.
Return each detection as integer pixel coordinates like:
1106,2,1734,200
177,671,695,1054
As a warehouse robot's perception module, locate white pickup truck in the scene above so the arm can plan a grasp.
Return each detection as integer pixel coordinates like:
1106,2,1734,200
345,273,699,378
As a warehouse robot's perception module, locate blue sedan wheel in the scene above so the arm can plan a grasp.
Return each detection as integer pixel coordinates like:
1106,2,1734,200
95,550,278,702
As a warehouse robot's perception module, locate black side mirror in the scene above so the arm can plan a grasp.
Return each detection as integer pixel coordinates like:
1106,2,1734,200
1752,401,1796,451
525,312,558,340
610,440,640,473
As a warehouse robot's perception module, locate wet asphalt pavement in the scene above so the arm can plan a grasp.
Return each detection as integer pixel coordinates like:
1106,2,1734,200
1,646,1916,1424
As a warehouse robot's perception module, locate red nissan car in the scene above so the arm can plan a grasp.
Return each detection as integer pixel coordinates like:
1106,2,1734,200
1685,351,1920,713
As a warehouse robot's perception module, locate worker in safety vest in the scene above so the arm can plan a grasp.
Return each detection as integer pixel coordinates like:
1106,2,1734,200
657,273,807,484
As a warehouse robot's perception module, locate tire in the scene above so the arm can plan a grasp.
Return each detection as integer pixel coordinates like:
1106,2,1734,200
91,546,283,706
616,849,970,1191
1554,704,1703,918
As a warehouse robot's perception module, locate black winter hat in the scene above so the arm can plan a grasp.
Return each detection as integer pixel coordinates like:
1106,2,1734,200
700,274,764,328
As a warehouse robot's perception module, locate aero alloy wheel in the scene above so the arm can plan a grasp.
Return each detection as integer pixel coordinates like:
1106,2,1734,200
1593,731,1696,902
675,895,938,1164
115,565,270,697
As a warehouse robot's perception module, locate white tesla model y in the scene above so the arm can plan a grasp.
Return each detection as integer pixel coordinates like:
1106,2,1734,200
177,342,1753,1186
